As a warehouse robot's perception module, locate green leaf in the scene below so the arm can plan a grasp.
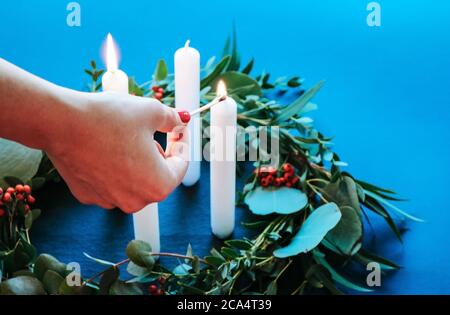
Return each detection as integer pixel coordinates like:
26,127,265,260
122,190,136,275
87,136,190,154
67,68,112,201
201,56,230,89
226,23,240,71
33,254,66,281
0,276,46,295
25,211,33,229
274,203,342,258
322,175,361,214
43,269,64,294
99,266,119,295
3,176,23,186
364,190,423,222
313,249,372,292
224,239,252,250
242,58,254,74
110,280,143,295
153,59,168,81
365,197,403,242
125,240,155,269
355,249,400,271
221,247,240,260
355,179,396,195
214,71,262,97
265,281,277,295
126,261,149,277
274,81,324,123
0,138,43,188
244,186,308,215
204,256,225,267
173,263,192,276
325,205,363,256
287,77,301,87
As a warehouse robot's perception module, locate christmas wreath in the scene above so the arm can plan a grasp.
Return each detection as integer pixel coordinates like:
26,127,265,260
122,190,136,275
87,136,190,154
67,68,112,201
0,32,421,295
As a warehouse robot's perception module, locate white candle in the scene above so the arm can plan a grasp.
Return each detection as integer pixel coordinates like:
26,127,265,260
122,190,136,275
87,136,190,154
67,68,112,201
102,33,160,253
210,81,237,239
174,40,201,186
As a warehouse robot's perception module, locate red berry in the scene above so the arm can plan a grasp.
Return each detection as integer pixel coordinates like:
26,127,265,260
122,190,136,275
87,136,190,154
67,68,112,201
157,87,164,94
266,175,274,185
3,193,11,202
282,163,294,173
260,177,269,187
279,177,286,185
156,289,164,295
23,185,31,194
27,195,36,204
0,187,3,195
15,184,24,193
274,178,282,187
148,284,158,294
291,176,300,185
285,182,292,188
283,172,294,181
268,166,277,176
6,187,14,194
0,208,5,217
152,86,159,92
155,92,163,100
16,193,24,201
24,205,30,213
259,166,269,177
158,277,166,285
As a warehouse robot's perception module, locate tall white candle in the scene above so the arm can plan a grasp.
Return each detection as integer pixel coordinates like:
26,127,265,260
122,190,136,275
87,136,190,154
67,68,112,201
210,81,237,239
174,40,201,186
101,33,160,253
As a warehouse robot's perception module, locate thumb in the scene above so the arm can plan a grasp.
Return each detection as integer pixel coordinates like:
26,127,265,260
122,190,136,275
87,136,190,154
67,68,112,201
147,100,190,133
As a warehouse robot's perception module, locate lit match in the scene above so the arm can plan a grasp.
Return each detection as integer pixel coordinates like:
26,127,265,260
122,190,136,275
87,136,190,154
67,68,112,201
189,95,227,117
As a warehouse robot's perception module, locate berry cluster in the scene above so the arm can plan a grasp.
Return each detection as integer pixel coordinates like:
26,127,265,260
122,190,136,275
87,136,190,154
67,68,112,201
0,184,36,217
152,85,165,101
148,276,166,295
255,163,300,188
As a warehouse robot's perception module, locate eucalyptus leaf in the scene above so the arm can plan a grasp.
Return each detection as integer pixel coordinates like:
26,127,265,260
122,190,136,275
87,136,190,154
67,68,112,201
325,205,363,256
0,276,46,295
125,240,155,269
110,280,143,295
42,269,64,294
313,250,372,292
244,186,308,215
273,203,342,258
0,138,42,188
322,175,361,214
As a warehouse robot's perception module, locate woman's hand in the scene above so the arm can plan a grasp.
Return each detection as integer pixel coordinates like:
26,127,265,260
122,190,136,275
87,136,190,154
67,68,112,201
47,92,190,213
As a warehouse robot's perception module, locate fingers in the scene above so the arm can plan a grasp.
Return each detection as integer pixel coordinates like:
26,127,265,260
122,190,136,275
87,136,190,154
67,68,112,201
165,125,190,184
145,100,190,133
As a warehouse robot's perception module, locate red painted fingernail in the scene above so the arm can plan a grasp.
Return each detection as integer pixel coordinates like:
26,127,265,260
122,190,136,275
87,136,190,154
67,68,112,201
178,110,191,124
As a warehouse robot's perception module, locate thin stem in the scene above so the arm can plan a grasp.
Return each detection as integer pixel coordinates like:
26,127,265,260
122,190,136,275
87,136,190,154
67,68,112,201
84,252,210,285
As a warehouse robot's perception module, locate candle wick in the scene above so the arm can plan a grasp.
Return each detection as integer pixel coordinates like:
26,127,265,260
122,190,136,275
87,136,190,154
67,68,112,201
184,40,191,49
218,95,227,102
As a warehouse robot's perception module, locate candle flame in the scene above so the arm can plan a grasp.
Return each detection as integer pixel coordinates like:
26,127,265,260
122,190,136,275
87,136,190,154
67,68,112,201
217,80,227,97
106,33,119,71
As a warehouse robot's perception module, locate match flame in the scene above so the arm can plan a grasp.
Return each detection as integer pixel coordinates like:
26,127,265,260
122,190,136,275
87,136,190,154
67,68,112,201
106,33,119,71
217,80,227,98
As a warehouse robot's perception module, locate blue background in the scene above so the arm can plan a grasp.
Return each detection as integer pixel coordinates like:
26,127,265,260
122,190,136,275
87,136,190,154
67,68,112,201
1,0,450,294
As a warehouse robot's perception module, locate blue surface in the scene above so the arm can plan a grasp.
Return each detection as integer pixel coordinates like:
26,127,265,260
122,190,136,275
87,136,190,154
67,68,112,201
1,0,450,294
